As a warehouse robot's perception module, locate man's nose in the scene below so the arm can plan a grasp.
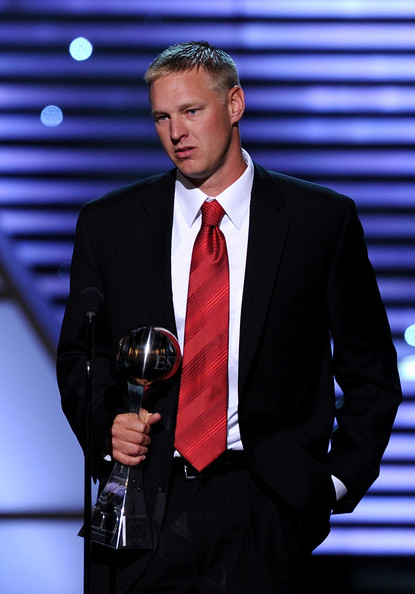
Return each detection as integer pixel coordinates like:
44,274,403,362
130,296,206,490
170,117,187,142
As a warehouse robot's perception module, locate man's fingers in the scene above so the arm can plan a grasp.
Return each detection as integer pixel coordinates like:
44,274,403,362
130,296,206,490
112,451,146,467
109,410,161,466
146,412,162,426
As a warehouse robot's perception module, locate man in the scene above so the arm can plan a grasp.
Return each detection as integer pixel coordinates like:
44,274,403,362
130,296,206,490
57,41,402,593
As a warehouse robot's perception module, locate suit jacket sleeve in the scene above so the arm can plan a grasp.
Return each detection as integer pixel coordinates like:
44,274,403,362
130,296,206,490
56,172,177,482
56,203,125,480
326,198,402,513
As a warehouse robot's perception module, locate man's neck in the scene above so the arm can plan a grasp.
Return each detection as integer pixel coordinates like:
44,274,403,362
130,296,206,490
182,150,247,197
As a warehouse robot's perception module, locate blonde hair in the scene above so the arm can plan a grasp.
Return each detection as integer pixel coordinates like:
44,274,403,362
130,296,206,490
144,41,240,99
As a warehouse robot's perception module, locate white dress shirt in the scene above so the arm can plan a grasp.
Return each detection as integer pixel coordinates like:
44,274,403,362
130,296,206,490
172,150,253,450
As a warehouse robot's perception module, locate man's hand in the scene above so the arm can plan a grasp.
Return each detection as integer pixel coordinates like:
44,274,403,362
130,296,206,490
109,408,161,466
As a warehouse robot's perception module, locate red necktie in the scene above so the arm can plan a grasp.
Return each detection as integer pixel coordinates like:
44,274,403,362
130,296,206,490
174,199,229,471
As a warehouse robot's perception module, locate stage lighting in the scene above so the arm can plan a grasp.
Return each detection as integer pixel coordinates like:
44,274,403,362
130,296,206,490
40,105,63,127
69,37,93,61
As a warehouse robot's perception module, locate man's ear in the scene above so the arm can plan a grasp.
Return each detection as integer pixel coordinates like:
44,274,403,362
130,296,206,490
229,86,245,123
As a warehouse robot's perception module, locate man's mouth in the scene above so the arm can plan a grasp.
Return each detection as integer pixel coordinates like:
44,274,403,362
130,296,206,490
174,147,196,159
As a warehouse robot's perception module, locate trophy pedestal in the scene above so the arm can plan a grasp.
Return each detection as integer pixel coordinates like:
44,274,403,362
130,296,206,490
89,462,153,549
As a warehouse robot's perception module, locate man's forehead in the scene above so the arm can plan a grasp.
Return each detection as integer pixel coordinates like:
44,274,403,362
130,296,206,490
150,70,219,107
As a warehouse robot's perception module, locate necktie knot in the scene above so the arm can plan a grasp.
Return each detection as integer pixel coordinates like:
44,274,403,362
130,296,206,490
201,200,225,228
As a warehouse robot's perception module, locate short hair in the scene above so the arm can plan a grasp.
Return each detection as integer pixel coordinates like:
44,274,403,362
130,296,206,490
144,41,240,97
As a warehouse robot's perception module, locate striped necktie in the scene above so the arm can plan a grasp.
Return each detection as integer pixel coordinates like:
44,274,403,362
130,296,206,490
174,199,229,471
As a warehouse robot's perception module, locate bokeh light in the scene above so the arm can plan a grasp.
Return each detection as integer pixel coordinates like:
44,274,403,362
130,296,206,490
404,324,415,347
69,37,93,61
40,105,63,127
399,355,415,381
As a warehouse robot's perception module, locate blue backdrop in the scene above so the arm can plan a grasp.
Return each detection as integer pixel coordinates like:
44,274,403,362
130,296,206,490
1,1,415,592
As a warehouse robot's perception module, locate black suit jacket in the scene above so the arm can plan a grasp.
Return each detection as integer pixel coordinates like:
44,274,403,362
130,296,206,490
57,163,401,587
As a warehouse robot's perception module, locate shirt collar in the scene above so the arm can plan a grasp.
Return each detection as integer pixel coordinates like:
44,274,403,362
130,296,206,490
174,149,254,230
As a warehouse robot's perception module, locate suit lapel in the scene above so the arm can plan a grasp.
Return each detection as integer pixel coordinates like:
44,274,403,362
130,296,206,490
239,165,290,392
131,171,178,335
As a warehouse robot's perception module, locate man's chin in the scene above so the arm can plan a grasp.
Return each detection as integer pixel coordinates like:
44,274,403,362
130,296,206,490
176,168,208,189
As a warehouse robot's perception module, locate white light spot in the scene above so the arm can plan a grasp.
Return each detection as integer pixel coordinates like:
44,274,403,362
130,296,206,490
40,105,63,127
404,324,415,347
398,355,415,381
69,37,93,61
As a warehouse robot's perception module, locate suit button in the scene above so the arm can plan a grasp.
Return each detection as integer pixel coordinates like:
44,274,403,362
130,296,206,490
158,482,165,492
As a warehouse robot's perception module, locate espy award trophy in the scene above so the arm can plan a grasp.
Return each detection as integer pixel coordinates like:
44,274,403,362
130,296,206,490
89,325,181,549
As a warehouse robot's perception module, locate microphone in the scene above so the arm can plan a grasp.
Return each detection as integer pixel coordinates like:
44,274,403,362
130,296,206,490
81,287,104,320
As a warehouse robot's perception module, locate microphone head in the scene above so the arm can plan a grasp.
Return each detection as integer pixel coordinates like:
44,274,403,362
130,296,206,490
81,287,104,319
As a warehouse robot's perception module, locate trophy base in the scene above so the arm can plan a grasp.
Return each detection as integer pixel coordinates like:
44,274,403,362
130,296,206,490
81,462,153,549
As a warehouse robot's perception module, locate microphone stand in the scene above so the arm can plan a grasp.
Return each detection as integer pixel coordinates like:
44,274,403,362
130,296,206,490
79,287,103,594
84,309,95,594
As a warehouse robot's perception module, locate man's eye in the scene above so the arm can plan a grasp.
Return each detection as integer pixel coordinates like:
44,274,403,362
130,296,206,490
187,109,198,115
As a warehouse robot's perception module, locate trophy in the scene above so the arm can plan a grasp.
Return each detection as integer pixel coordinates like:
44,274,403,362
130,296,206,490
89,325,181,549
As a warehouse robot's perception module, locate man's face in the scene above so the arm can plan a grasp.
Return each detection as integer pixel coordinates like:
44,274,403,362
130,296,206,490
149,68,244,194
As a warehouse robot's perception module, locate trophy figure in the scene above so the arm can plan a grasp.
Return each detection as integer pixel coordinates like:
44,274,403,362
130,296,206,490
89,325,181,549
